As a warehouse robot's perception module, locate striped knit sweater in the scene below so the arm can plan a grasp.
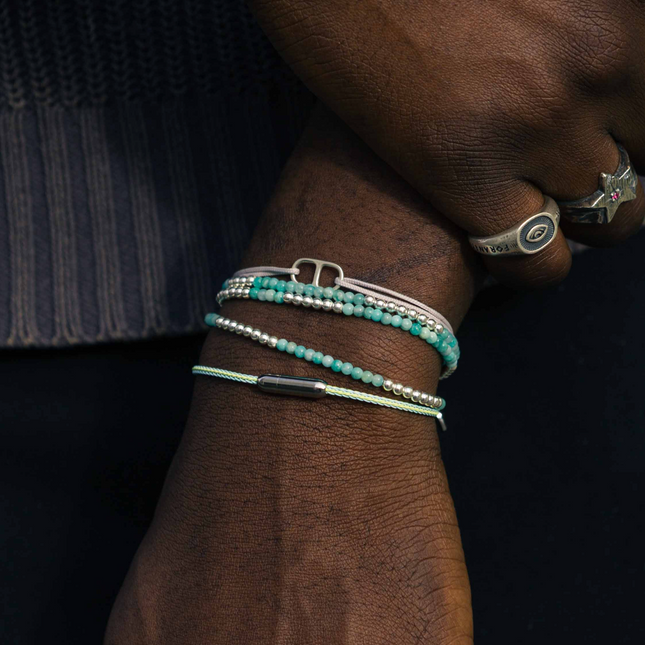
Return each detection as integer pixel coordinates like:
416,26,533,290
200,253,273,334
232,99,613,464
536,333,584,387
0,0,314,347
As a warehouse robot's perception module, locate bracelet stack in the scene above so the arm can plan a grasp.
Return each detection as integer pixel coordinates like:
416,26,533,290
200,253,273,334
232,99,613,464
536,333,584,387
194,258,459,427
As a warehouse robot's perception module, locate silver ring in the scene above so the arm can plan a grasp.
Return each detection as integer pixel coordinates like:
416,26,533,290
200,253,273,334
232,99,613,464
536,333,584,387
558,144,638,224
468,196,560,257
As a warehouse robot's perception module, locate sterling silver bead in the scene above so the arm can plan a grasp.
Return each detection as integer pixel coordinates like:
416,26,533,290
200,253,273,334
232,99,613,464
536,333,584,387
243,325,253,337
435,323,444,334
221,318,230,328
302,296,313,307
376,299,385,309
283,292,294,303
411,390,421,402
420,392,430,405
392,383,404,396
267,336,278,348
312,298,323,309
427,319,436,330
242,288,250,298
417,314,427,325
364,296,375,306
433,396,442,408
235,323,245,334
251,329,261,341
322,299,334,311
402,386,413,399
235,288,243,297
333,301,344,314
227,320,238,331
387,301,397,313
383,379,394,391
397,305,407,316
259,332,269,345
293,294,303,306
408,309,418,320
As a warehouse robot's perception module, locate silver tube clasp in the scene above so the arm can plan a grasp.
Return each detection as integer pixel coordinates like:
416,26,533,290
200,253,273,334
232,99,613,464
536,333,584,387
257,374,328,399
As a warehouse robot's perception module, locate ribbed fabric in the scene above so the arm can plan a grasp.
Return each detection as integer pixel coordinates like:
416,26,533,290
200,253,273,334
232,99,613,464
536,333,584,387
0,0,315,347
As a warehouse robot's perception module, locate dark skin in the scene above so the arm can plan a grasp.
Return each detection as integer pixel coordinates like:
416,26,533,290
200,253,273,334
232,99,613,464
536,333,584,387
105,104,484,644
248,0,645,288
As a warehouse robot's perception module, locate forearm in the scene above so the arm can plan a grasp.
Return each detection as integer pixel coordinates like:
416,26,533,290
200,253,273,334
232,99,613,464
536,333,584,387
107,105,482,644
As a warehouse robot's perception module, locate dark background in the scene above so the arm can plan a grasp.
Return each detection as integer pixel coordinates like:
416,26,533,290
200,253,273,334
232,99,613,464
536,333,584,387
1,231,643,644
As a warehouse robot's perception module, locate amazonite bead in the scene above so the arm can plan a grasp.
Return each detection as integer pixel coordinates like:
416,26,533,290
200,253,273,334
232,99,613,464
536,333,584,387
372,374,384,387
222,280,229,289
249,288,259,300
205,313,218,325
419,326,432,339
449,337,457,347
295,345,306,358
343,291,354,303
341,362,353,375
276,339,288,351
286,281,297,292
304,284,315,296
322,355,334,368
371,309,383,322
363,307,374,320
295,283,306,294
274,292,284,304
381,312,392,325
286,342,297,354
342,303,354,315
410,322,422,336
313,351,324,364
304,348,316,361
437,341,449,354
313,287,324,298
361,370,373,384
265,289,276,302
331,359,343,372
253,277,262,288
445,353,457,363
268,278,278,289
257,290,267,301
323,287,334,299
262,277,271,288
276,280,287,292
391,315,402,328
400,318,412,331
333,289,345,302
426,331,438,344
439,328,450,339
351,366,363,380
353,293,365,306
353,305,364,317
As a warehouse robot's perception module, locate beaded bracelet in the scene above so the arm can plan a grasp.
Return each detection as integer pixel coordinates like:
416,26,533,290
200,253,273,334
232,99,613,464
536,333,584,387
206,313,446,410
192,366,447,428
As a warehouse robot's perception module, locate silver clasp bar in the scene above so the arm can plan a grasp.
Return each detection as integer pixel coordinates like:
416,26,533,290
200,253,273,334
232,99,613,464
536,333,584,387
257,374,328,398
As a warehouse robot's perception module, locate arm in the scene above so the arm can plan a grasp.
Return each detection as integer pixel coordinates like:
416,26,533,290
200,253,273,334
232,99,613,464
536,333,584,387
106,104,482,645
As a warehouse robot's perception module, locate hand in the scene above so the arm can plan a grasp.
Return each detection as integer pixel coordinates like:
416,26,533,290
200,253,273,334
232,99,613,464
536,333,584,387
105,105,481,644
249,0,645,287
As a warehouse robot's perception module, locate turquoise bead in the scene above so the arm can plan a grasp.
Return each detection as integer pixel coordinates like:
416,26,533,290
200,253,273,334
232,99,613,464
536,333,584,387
333,289,345,302
361,370,373,384
439,328,450,339
342,303,354,316
265,289,276,302
371,309,383,322
257,289,267,301
437,341,449,353
353,293,365,306
304,284,315,296
276,339,288,351
419,326,431,339
351,366,363,380
295,345,306,358
268,277,278,289
304,348,316,361
353,305,364,317
312,351,324,364
341,362,353,375
274,291,284,304
253,277,262,288
322,354,334,368
343,291,354,303
381,312,392,325
363,307,374,320
371,374,384,387
261,277,271,288
445,353,457,363
286,342,297,354
204,313,218,326
286,281,297,293
426,331,438,344
410,322,422,336
391,315,402,328
331,359,343,372
449,337,457,347
295,282,306,295
401,318,412,331
276,280,287,292
249,288,259,300
323,287,334,299
313,287,324,298
221,280,228,289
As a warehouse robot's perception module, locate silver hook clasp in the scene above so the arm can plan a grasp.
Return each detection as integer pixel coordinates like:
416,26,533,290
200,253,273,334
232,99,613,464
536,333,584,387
290,258,344,289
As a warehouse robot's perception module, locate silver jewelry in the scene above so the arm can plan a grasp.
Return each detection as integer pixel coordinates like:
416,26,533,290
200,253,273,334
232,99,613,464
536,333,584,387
558,145,638,224
468,196,560,256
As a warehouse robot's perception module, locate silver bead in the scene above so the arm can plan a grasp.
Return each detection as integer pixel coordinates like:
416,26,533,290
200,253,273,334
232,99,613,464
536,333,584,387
242,288,250,298
227,320,238,331
250,329,261,341
221,318,230,328
243,325,253,337
283,292,294,303
376,299,385,309
312,297,323,309
420,392,430,405
435,323,444,335
235,323,245,334
397,305,407,316
417,314,427,325
214,317,223,327
387,301,397,313
267,336,278,348
411,390,421,402
427,319,436,330
293,294,303,306
302,295,313,307
408,309,418,320
392,383,404,396
433,396,442,408
364,296,375,306
382,379,394,392
322,299,333,311
402,386,413,399
236,288,244,297
333,301,344,314
259,332,269,345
